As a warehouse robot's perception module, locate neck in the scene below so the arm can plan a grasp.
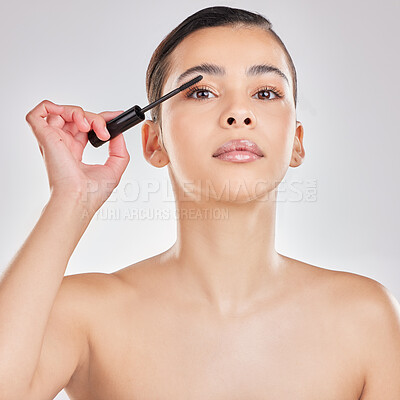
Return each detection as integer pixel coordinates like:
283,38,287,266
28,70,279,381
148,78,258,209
165,185,287,316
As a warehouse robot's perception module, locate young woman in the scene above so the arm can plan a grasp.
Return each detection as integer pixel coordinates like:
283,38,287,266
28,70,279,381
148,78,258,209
1,6,399,400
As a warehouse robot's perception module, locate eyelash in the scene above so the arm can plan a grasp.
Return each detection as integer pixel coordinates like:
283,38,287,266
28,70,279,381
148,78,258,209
185,85,284,101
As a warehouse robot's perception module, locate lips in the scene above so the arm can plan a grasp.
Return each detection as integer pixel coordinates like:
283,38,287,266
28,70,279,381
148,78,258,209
212,139,264,157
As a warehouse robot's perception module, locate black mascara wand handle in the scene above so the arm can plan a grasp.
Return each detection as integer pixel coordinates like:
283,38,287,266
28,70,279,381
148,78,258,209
88,75,203,148
88,105,145,148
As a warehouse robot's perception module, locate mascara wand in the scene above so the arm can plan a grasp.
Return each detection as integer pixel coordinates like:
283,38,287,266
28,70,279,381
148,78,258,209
88,75,203,148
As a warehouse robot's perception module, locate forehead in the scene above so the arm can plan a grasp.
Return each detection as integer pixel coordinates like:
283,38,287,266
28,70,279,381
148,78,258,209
166,26,290,90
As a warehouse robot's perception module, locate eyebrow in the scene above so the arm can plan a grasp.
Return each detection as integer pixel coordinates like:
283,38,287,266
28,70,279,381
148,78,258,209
176,62,289,87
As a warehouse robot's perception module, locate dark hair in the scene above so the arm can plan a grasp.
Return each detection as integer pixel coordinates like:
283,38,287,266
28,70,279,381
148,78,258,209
145,6,297,132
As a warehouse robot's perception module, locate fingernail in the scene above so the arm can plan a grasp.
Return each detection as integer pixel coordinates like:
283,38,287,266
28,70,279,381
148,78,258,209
84,117,90,128
104,126,110,138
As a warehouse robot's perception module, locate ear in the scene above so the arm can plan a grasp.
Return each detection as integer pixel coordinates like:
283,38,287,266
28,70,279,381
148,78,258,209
289,121,305,167
141,119,170,167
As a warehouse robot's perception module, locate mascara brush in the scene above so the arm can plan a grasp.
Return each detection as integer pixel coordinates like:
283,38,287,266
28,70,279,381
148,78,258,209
88,75,203,148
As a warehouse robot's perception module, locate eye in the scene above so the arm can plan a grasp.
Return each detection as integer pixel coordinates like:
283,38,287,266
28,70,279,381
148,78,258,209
185,85,215,101
253,86,283,101
185,85,284,101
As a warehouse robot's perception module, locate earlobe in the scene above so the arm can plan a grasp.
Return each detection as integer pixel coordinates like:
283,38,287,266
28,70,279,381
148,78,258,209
141,120,169,167
290,121,305,167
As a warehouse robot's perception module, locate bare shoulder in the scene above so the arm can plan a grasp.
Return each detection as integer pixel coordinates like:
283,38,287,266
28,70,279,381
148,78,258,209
61,271,123,299
296,260,400,398
57,271,132,353
315,264,399,316
299,261,400,320
62,255,166,313
53,272,119,327
110,253,168,289
58,272,126,343
292,259,397,305
61,271,130,314
329,269,400,399
23,272,124,400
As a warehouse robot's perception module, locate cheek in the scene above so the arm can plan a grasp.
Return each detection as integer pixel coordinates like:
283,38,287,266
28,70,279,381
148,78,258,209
261,103,295,151
267,117,297,181
162,109,210,180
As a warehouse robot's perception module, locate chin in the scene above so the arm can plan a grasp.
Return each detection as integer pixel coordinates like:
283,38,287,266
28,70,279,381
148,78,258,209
189,177,278,204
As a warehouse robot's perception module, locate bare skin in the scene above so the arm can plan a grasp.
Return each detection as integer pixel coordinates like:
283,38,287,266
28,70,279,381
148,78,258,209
61,254,371,400
2,24,400,400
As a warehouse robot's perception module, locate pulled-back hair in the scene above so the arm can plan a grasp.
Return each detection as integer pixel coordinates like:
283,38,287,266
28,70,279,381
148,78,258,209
145,6,297,130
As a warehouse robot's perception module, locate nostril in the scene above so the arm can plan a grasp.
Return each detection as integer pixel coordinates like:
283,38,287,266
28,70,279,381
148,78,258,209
227,117,235,125
244,118,251,125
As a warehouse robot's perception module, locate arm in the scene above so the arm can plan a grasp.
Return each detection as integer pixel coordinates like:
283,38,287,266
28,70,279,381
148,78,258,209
359,283,400,399
0,194,92,399
0,100,130,399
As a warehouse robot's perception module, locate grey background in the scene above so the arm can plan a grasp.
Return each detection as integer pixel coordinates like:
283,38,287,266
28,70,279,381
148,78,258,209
0,0,399,398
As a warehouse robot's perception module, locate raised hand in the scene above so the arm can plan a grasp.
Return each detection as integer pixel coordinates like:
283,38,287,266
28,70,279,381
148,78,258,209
25,99,131,215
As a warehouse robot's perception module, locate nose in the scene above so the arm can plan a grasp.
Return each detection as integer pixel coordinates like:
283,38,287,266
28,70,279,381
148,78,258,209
220,107,256,129
227,116,251,125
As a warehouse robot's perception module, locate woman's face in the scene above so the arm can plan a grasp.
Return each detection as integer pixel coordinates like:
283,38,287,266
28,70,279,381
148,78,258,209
143,25,304,203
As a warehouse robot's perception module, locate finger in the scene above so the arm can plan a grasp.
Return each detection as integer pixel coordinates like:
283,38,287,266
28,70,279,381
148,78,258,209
46,113,65,129
72,110,124,149
99,110,125,121
84,110,125,141
25,100,65,137
59,105,91,134
104,133,130,181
